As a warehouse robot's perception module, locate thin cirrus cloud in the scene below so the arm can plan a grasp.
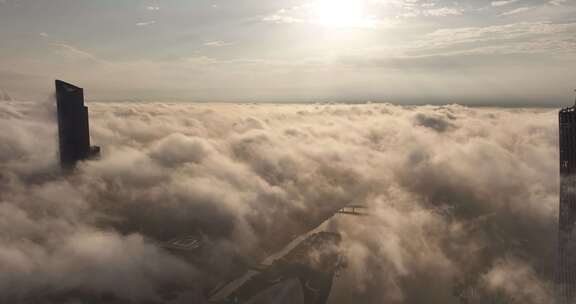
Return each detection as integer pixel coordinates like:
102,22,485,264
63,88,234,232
0,0,574,103
136,20,157,27
203,41,234,47
499,6,537,16
491,0,519,7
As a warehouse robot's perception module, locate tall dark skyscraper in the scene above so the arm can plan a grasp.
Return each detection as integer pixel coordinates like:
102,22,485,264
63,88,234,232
559,98,576,304
55,80,100,171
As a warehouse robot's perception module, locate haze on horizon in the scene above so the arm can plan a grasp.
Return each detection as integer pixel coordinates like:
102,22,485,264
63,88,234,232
0,0,574,105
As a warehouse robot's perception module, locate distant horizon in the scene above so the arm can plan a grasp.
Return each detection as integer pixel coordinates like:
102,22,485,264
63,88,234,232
4,94,574,108
83,99,573,108
2,80,574,108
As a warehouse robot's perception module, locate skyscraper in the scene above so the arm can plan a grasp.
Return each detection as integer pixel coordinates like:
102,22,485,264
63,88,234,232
55,80,100,171
559,97,576,303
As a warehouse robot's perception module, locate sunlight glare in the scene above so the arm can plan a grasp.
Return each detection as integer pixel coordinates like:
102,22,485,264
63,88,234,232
311,0,375,29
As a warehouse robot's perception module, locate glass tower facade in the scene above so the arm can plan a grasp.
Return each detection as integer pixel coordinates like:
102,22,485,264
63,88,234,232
55,80,100,171
559,103,576,304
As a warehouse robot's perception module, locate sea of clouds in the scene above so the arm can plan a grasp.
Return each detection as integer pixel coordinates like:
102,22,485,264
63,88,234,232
0,99,559,303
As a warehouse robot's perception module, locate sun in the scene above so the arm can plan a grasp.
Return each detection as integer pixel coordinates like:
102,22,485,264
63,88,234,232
311,0,375,29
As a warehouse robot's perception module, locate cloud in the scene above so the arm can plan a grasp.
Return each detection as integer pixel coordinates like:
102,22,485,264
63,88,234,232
481,257,554,303
136,20,157,27
262,1,391,29
203,41,234,47
549,0,567,6
149,133,211,167
263,13,306,24
387,21,576,59
500,6,537,16
402,7,464,18
424,7,464,16
424,22,576,45
0,101,559,303
50,43,103,63
491,0,519,7
413,112,456,132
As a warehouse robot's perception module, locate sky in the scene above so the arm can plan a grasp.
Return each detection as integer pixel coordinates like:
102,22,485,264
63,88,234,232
0,0,575,105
